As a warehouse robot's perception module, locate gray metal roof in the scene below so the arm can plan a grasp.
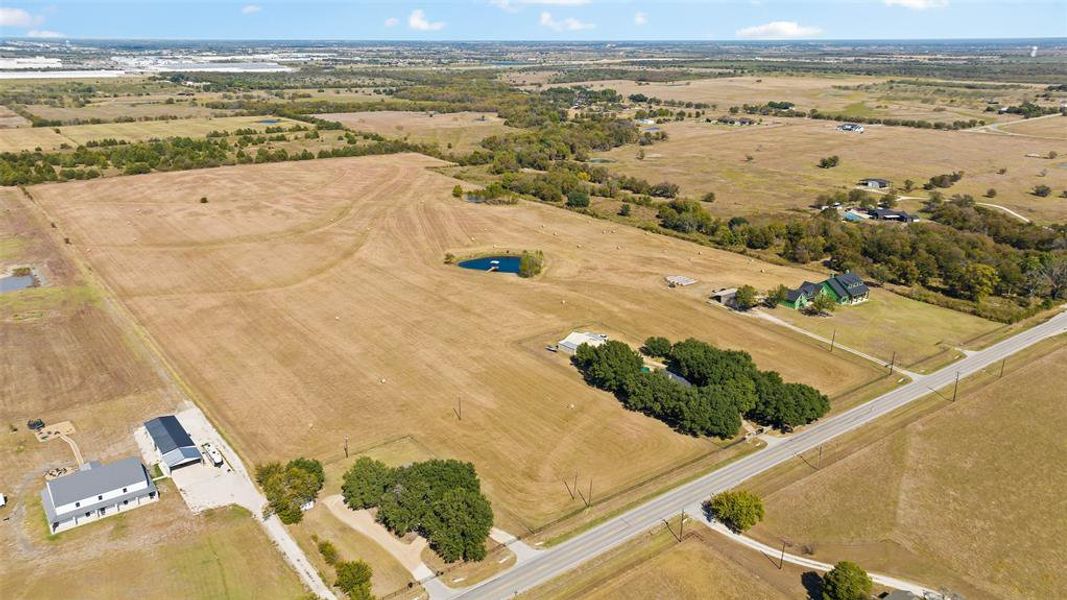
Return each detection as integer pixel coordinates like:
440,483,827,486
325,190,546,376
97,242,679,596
44,457,151,508
145,415,196,454
42,478,157,523
162,446,203,469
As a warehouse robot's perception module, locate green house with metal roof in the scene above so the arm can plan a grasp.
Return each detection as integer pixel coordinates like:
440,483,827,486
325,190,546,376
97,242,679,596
783,273,870,309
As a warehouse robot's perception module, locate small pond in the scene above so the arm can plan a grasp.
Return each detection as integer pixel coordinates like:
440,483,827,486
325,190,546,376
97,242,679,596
458,255,521,274
0,275,36,293
258,118,281,124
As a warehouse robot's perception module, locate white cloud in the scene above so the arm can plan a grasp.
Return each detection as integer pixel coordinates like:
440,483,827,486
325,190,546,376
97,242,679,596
384,17,400,27
491,0,590,10
737,21,821,39
26,29,65,38
539,11,595,32
0,8,38,27
240,4,262,15
884,0,948,9
409,9,445,31
633,11,648,26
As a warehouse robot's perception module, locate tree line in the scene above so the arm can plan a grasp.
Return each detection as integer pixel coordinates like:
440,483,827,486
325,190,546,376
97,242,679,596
573,337,830,437
651,196,1065,322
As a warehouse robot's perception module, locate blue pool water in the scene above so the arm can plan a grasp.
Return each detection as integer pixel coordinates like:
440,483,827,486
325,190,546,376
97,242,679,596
458,255,521,274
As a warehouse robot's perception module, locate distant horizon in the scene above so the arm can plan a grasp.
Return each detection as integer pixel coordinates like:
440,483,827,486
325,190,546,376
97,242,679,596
3,36,1066,44
1,1,1064,43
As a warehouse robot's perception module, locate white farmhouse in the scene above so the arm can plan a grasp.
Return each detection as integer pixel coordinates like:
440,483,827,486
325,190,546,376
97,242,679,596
41,457,158,534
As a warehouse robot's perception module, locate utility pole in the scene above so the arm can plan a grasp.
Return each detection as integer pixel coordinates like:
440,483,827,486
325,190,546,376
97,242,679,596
458,396,462,421
999,358,1006,379
888,351,896,376
779,542,786,569
952,371,960,402
818,445,823,469
829,329,837,353
679,509,685,539
344,435,349,458
588,479,593,505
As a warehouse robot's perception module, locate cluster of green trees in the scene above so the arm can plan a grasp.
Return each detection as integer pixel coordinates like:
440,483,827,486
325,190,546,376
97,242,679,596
927,195,1065,251
341,458,493,562
573,337,830,436
0,127,435,185
818,155,840,169
314,537,374,599
653,196,1065,319
821,561,874,600
991,101,1063,118
255,457,325,524
476,114,640,170
518,250,544,278
704,489,764,532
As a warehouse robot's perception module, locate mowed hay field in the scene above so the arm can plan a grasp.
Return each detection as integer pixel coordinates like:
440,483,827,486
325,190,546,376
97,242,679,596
994,114,1067,140
772,288,1002,370
596,118,1067,222
748,334,1067,600
24,98,231,123
5,499,304,600
0,188,303,598
320,110,512,152
31,154,885,533
574,76,879,113
0,115,303,153
571,75,1023,123
525,518,805,600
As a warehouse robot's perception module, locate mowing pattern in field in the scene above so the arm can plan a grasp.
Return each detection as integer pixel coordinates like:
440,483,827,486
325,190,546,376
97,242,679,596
5,502,304,600
31,155,884,532
596,118,1067,223
525,519,803,600
0,115,303,153
750,335,1067,600
319,111,512,152
570,76,1036,123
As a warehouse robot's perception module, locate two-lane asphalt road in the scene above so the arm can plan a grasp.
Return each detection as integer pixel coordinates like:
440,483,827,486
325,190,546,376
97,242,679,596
456,310,1067,599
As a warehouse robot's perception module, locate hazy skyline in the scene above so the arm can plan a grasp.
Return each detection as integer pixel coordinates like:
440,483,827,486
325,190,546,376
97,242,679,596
1,1,1065,41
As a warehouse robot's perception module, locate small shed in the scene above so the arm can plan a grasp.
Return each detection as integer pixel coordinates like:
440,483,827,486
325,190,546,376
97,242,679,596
708,288,738,306
859,178,891,189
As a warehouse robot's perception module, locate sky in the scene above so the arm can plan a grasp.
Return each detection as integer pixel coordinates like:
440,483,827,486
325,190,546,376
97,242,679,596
0,1,1065,41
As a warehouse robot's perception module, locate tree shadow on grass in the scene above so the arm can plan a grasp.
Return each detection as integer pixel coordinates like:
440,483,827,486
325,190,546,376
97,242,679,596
801,571,823,600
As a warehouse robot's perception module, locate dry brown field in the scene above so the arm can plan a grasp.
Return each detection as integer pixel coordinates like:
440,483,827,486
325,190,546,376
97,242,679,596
525,517,809,600
0,115,304,153
29,154,889,536
320,110,511,152
747,334,1067,600
994,114,1067,139
0,105,30,128
572,75,1039,123
24,98,231,123
595,118,1067,223
0,187,303,597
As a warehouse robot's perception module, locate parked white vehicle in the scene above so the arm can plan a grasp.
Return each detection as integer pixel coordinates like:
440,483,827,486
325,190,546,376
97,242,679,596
0,492,7,508
201,442,224,467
